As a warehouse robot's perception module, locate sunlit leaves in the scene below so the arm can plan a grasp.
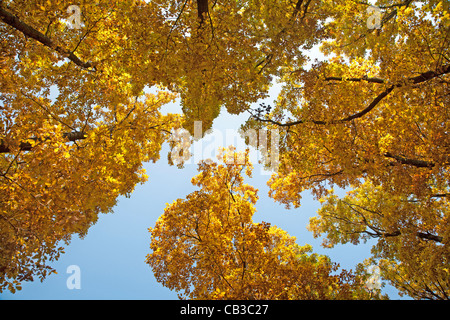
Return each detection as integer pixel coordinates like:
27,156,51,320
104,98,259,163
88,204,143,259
0,0,183,291
2,0,448,299
147,149,373,299
249,0,449,300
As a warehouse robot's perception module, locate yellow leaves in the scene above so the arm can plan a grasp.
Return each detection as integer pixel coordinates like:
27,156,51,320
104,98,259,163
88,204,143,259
403,7,414,16
378,133,394,154
308,178,449,298
26,139,37,148
434,2,443,13
146,152,368,299
264,25,448,295
0,51,180,292
0,0,447,299
53,146,70,159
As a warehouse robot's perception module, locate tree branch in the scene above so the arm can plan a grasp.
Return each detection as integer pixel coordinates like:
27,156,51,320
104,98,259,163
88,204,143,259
0,5,94,70
339,200,444,243
384,152,435,168
324,75,385,84
0,131,87,153
416,232,443,243
252,64,450,126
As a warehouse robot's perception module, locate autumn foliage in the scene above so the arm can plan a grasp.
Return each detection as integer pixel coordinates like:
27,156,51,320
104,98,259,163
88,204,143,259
1,0,449,299
147,149,372,299
0,0,182,292
252,0,450,299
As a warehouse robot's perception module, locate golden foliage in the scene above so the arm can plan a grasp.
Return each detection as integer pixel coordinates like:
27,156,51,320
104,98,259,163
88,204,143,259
250,0,450,299
147,149,373,299
1,0,448,299
0,0,182,292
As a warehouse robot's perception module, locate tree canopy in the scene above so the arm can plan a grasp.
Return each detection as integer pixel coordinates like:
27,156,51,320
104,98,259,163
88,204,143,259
147,149,374,299
1,0,448,299
248,0,449,299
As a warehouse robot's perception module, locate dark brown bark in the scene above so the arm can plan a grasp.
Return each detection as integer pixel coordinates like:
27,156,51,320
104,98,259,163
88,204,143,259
0,131,87,154
197,0,209,25
372,229,443,243
384,152,435,168
253,64,450,127
0,5,93,69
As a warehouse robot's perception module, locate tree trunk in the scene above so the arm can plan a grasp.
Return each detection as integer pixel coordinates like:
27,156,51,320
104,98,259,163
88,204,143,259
197,0,208,25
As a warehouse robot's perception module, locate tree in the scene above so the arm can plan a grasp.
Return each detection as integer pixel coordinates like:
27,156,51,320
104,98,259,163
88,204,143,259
0,90,181,292
150,0,327,134
0,0,323,293
146,149,374,299
247,0,449,299
309,181,449,299
0,0,183,292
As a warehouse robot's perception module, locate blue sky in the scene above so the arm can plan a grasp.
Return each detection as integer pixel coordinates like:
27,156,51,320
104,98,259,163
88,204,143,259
0,90,404,299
